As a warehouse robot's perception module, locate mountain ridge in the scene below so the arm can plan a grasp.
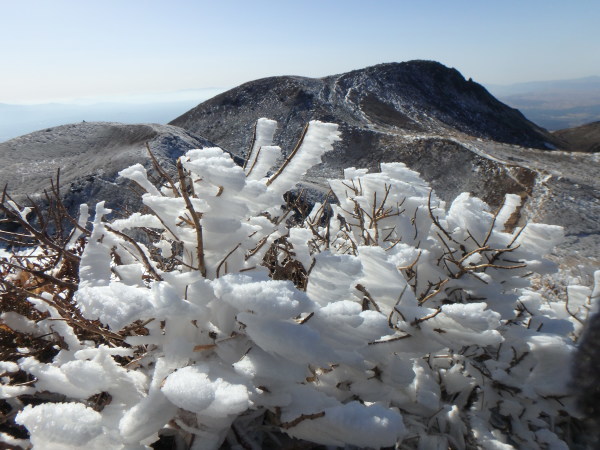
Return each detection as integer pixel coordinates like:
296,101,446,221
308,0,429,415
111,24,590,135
553,121,600,153
168,60,564,210
171,60,561,151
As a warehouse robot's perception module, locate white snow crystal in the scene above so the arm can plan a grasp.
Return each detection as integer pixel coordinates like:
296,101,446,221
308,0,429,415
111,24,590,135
162,364,249,418
244,118,278,177
118,163,162,196
266,121,340,194
16,403,103,449
214,273,310,319
76,282,154,330
162,365,216,413
0,361,18,374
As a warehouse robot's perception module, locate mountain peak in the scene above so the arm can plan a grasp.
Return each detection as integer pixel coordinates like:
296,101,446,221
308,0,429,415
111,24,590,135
171,60,559,153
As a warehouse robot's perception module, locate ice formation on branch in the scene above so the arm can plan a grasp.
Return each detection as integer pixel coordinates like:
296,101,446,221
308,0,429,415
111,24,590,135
1,119,597,449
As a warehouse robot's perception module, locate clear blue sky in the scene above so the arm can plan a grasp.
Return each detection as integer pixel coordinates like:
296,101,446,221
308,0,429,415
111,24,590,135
2,0,599,103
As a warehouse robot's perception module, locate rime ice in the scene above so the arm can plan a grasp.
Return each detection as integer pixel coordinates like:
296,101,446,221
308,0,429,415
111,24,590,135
0,118,595,449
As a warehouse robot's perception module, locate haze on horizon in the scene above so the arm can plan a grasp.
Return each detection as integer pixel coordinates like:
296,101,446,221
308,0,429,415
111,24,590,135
2,0,599,104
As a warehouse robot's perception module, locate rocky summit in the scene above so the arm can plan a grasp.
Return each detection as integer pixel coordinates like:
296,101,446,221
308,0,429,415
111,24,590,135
171,60,560,151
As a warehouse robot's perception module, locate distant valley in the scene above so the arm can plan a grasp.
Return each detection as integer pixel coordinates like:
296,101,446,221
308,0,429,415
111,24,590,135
486,76,600,130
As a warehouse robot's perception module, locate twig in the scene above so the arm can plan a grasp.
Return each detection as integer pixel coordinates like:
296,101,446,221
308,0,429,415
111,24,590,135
279,411,325,429
418,279,449,304
0,195,80,263
3,262,77,290
368,333,412,345
298,312,315,324
146,143,180,197
245,146,263,178
355,283,382,313
388,284,409,328
105,226,163,281
243,121,259,170
411,307,442,325
177,159,206,277
266,123,310,187
216,243,242,278
427,190,457,244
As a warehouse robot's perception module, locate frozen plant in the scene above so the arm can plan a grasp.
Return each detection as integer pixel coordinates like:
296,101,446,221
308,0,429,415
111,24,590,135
0,118,597,449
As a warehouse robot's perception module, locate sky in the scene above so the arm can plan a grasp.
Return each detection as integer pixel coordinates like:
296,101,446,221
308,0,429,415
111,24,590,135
1,0,599,104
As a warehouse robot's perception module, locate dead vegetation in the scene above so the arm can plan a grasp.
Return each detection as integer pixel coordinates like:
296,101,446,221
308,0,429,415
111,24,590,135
0,175,151,444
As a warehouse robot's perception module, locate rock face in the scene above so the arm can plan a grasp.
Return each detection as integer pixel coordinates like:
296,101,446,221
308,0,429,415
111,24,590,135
553,121,600,153
0,122,215,216
170,61,598,265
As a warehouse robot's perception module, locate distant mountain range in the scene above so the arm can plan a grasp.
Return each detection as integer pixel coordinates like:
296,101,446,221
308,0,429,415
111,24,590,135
486,76,600,130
